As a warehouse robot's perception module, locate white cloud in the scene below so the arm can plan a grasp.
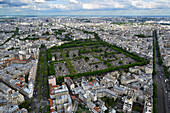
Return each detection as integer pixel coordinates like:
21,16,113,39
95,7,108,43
0,0,33,6
82,4,103,9
69,0,78,4
82,1,127,10
84,0,170,10
21,4,45,10
131,0,157,9
55,4,67,9
34,0,45,3
0,0,170,15
49,4,68,10
10,0,33,4
21,5,31,8
130,0,170,9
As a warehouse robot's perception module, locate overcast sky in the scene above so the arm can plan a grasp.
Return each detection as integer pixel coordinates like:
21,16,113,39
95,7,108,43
0,0,169,16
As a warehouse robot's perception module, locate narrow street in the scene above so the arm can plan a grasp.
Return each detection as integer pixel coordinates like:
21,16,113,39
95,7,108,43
153,30,169,113
30,47,50,112
72,100,78,113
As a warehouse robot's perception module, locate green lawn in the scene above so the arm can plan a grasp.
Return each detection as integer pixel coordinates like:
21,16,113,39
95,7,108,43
76,103,90,113
61,49,77,74
101,96,118,108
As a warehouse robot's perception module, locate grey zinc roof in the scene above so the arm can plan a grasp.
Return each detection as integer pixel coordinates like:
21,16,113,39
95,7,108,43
0,82,11,92
2,74,12,81
0,70,6,76
114,85,125,92
12,70,22,75
4,105,19,113
0,97,7,104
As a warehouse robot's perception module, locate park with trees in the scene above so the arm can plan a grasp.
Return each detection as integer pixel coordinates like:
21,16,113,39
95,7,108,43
47,33,148,84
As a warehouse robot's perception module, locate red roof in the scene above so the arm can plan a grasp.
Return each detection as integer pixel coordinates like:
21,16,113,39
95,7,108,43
12,59,18,60
19,60,26,61
93,106,99,112
50,109,54,112
130,77,135,79
49,99,53,107
49,84,53,94
64,77,70,79
19,77,24,81
62,82,65,85
5,59,11,61
48,99,55,112
10,90,13,94
71,96,75,99
52,85,59,88
90,82,94,86
15,83,20,87
39,38,47,40
162,54,166,57
133,87,138,90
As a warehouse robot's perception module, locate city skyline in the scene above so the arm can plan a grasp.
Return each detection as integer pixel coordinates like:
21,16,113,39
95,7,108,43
0,14,169,112
0,0,170,16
